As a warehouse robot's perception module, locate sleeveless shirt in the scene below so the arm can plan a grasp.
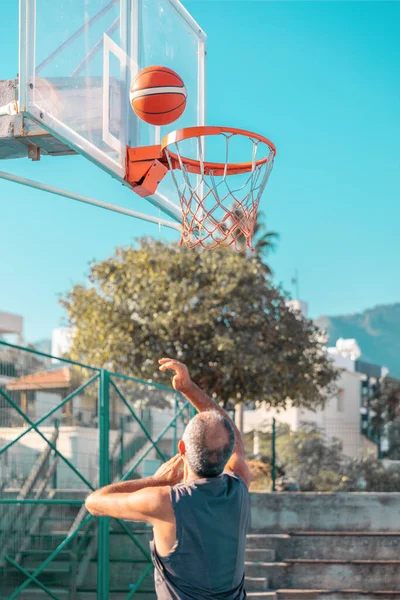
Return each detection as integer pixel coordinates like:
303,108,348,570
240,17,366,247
150,472,251,600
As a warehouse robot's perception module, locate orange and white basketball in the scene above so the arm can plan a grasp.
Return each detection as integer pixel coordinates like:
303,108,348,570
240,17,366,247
129,66,187,126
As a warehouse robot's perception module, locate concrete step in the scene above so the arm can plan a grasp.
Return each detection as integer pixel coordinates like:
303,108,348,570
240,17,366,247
34,518,151,535
246,563,288,589
18,564,72,587
246,548,277,562
37,515,77,533
246,576,269,592
247,534,290,561
258,561,400,591
109,521,153,534
108,530,153,559
276,591,400,600
20,549,73,559
22,539,152,563
82,562,155,590
27,530,92,550
1,589,156,600
247,534,291,550
247,532,400,562
12,561,155,591
286,533,400,561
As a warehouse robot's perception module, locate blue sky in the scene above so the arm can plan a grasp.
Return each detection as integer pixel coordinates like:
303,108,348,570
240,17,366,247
1,1,399,342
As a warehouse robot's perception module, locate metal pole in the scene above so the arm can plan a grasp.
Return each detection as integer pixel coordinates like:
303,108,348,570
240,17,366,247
271,418,276,492
98,370,110,600
0,171,182,231
52,418,59,489
119,416,125,478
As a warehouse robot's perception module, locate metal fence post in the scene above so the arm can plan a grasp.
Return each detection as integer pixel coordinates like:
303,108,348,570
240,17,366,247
52,418,59,489
120,416,125,478
98,369,110,600
271,418,276,492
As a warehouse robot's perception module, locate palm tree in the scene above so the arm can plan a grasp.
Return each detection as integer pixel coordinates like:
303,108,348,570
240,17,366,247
220,208,279,276
251,211,279,276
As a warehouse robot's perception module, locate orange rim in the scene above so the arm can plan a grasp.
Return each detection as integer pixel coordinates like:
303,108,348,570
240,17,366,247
161,126,276,176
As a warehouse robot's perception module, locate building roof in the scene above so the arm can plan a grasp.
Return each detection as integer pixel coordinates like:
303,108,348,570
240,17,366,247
7,367,71,391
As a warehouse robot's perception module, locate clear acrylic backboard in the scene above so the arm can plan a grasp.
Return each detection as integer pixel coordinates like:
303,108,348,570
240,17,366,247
19,0,206,220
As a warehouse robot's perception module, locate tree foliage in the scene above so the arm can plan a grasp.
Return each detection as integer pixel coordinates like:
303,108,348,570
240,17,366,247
275,423,344,491
246,422,400,492
61,239,337,408
370,377,400,458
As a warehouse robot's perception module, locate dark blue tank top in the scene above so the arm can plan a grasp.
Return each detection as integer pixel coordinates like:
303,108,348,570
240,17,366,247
150,472,251,600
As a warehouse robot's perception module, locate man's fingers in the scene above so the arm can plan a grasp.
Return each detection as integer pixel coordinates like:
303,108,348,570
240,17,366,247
167,454,182,464
159,362,182,372
158,358,183,368
159,358,180,365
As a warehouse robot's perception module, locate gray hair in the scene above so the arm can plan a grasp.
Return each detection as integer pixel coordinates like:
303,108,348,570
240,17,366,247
182,411,235,478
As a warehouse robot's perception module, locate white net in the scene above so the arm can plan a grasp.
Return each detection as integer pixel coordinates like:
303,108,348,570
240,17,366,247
163,130,275,251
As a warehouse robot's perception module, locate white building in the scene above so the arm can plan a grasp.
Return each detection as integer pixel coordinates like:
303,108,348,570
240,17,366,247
51,327,75,362
243,325,380,459
286,299,308,318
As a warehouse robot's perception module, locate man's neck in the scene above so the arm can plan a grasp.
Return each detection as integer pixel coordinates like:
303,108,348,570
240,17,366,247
185,471,202,484
184,472,223,484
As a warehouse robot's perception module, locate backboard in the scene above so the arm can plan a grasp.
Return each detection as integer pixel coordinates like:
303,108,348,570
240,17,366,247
19,0,206,221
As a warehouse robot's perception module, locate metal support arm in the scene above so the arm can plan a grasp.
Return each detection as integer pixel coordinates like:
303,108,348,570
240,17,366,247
0,170,181,232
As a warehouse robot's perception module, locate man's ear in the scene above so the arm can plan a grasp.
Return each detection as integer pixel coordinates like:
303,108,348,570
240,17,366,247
178,439,185,455
178,440,189,482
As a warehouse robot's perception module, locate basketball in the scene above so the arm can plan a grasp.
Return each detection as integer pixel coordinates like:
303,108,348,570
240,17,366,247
129,66,187,126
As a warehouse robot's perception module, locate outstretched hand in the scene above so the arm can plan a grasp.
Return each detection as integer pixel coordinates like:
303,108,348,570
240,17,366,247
158,358,193,394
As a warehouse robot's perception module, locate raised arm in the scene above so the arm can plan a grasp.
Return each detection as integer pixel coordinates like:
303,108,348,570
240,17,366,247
159,358,251,487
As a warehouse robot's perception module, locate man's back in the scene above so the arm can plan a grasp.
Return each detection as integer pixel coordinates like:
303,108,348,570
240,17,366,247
150,473,251,600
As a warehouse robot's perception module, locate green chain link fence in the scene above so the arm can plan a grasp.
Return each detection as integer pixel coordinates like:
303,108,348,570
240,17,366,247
0,340,193,600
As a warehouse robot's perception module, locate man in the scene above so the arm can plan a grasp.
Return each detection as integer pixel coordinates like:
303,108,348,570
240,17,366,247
85,358,252,600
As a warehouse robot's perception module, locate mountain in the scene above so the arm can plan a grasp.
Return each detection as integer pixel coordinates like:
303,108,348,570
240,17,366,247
315,303,400,378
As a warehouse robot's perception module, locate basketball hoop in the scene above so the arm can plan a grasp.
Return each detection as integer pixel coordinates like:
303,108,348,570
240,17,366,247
126,126,276,251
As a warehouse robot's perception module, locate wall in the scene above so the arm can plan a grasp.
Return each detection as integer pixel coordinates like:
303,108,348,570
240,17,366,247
250,492,400,532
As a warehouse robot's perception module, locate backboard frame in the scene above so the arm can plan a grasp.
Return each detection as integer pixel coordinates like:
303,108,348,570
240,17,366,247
18,0,206,223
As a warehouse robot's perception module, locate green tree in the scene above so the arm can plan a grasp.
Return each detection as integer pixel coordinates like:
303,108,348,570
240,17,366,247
370,377,400,458
339,455,400,492
61,239,337,408
246,422,400,492
275,422,344,491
